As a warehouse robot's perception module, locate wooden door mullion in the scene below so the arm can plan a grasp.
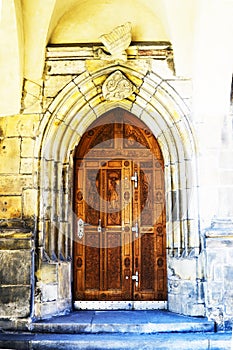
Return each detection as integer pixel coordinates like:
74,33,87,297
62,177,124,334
122,161,133,300
132,162,141,299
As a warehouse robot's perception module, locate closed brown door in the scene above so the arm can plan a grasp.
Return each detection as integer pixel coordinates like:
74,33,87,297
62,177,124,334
73,109,167,303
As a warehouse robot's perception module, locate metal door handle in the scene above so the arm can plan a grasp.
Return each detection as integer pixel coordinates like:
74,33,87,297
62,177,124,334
98,219,102,233
77,218,89,239
132,271,138,287
131,171,138,188
132,222,139,237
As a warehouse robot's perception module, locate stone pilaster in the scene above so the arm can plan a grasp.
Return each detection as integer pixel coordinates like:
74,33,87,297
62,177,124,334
204,218,233,330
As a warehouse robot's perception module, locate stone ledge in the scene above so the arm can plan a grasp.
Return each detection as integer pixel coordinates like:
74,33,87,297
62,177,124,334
205,218,233,238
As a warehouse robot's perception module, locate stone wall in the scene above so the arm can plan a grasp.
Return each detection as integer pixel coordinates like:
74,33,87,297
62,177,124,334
1,43,232,328
0,114,38,327
0,229,33,330
204,219,233,330
0,114,39,229
0,44,200,323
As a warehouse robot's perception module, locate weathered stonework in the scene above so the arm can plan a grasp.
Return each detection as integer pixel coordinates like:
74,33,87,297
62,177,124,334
0,230,33,325
21,79,43,114
168,254,205,317
34,262,72,319
204,219,233,329
98,22,132,61
0,41,232,332
35,43,201,320
102,70,135,101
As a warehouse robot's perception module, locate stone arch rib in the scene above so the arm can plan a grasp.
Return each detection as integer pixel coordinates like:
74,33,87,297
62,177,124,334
36,62,199,262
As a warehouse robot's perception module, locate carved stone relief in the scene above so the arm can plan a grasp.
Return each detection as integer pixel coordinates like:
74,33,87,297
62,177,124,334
98,22,132,61
102,70,135,101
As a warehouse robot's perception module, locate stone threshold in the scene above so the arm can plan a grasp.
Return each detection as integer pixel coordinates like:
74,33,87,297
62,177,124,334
30,310,215,334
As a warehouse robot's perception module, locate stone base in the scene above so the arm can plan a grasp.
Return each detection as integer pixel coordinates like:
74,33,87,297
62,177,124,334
0,230,33,320
167,255,205,317
34,261,72,319
204,218,233,329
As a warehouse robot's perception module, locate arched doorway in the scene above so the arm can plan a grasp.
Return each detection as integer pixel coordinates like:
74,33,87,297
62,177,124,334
73,108,167,309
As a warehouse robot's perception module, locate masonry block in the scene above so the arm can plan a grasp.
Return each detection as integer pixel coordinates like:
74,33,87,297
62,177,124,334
223,291,233,316
224,266,233,280
22,188,37,218
180,281,195,297
0,196,21,219
186,302,205,317
0,114,39,138
0,138,20,173
44,75,73,97
20,158,33,174
36,263,57,284
21,138,35,157
45,60,85,75
0,236,32,250
58,262,71,299
169,257,197,281
41,284,58,302
0,250,31,285
0,286,31,317
206,282,223,304
213,264,223,281
37,299,71,319
0,175,33,195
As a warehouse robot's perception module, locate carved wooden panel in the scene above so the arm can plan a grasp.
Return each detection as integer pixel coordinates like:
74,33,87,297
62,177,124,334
85,232,100,290
85,169,100,225
141,233,155,290
106,233,122,290
107,169,121,226
73,108,167,303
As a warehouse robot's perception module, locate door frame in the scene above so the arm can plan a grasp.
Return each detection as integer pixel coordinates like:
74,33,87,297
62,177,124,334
36,59,200,319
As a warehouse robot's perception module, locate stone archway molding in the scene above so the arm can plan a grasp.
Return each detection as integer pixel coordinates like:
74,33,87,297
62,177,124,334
34,61,201,318
36,61,199,261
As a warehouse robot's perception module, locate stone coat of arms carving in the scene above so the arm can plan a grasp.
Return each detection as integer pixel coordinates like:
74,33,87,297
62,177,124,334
102,70,135,101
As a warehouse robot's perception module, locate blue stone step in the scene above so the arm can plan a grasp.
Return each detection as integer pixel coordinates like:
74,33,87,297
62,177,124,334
0,332,231,350
30,310,215,334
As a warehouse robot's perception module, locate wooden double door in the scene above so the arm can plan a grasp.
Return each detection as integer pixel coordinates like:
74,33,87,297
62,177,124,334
73,109,167,305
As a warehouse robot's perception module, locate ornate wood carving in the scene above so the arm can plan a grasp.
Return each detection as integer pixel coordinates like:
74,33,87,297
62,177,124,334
107,169,121,225
73,108,167,303
141,233,155,290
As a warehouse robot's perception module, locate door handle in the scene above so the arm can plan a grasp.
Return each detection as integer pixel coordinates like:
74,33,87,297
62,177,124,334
132,222,139,237
77,218,89,239
131,171,138,188
98,219,102,233
132,271,139,287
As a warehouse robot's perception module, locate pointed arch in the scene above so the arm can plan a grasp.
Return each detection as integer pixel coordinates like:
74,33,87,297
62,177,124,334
35,62,199,263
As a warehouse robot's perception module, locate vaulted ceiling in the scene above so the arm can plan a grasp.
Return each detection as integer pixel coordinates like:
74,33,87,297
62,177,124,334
0,0,232,116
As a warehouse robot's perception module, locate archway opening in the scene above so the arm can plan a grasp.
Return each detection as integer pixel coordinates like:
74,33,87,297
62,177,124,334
35,61,201,319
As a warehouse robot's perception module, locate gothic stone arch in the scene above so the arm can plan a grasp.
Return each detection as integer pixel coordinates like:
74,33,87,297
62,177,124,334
34,62,203,318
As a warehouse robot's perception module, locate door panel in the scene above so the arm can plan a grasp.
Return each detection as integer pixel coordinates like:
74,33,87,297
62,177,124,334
73,109,167,305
